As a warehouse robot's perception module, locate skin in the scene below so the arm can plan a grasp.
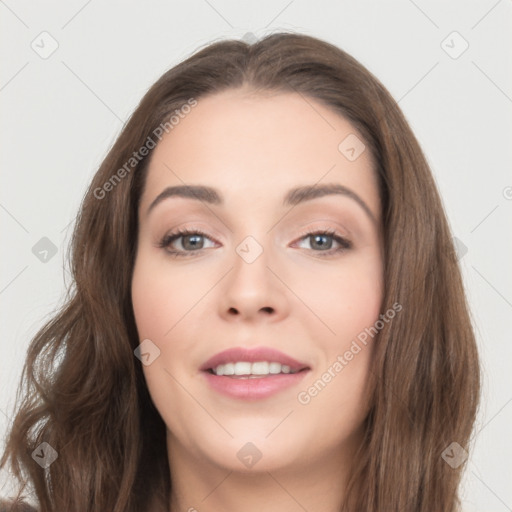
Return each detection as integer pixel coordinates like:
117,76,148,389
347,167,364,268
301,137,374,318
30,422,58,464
131,87,384,512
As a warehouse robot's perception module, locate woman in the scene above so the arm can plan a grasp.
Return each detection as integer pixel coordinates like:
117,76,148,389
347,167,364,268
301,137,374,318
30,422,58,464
0,32,481,511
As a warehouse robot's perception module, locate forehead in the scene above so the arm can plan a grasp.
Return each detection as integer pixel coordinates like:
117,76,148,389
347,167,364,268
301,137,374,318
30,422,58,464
140,89,379,218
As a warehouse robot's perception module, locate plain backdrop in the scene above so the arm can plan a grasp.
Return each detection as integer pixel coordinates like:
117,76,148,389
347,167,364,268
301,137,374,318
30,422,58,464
1,1,511,510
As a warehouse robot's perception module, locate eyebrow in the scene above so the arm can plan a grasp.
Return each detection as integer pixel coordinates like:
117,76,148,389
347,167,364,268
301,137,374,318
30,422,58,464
146,183,377,223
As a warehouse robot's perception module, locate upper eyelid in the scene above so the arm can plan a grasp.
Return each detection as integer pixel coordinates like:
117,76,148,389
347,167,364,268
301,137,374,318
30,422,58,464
161,217,352,237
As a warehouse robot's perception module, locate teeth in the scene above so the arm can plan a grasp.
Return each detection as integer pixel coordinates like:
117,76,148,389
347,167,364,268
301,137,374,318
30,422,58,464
251,362,269,375
268,362,281,374
234,362,251,375
212,361,300,376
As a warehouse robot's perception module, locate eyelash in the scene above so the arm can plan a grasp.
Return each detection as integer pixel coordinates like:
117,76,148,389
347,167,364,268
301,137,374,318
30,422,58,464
157,227,352,259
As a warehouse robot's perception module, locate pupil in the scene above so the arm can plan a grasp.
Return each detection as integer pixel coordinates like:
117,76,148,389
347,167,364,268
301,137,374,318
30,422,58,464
311,234,331,250
184,234,203,250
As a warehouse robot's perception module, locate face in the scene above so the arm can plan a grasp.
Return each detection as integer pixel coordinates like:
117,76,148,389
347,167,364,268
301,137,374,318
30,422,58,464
131,88,384,475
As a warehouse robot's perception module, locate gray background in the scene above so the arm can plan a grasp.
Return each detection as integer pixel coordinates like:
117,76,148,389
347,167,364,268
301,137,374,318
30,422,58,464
1,1,511,510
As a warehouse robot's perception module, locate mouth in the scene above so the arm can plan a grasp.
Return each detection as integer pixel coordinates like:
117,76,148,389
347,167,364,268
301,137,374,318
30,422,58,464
200,347,311,399
205,361,308,378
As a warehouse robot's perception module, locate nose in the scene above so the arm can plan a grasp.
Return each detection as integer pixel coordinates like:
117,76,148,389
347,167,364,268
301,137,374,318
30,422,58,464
218,242,290,324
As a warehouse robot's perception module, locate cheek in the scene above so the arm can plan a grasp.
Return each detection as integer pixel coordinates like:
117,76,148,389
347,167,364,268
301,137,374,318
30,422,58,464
336,263,383,338
131,256,203,440
294,266,381,440
291,252,383,343
131,254,205,340
131,252,218,388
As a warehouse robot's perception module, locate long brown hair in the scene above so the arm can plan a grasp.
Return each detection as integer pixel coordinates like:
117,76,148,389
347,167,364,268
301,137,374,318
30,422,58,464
0,31,481,511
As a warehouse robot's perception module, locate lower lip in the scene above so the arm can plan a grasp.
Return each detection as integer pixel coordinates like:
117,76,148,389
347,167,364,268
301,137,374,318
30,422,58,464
202,370,310,400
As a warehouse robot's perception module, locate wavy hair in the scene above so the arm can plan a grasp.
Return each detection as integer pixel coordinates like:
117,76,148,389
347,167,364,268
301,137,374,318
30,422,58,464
0,32,481,511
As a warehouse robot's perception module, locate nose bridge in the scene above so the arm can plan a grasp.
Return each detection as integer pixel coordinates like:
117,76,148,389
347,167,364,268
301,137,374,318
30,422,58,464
230,231,272,292
218,227,288,320
225,196,275,268
235,233,267,266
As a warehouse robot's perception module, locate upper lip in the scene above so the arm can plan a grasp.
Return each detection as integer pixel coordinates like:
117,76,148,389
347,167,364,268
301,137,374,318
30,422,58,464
200,347,310,372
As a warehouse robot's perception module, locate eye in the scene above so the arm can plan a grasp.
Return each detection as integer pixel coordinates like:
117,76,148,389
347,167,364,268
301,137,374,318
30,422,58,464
157,227,352,258
292,228,352,257
157,228,218,258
